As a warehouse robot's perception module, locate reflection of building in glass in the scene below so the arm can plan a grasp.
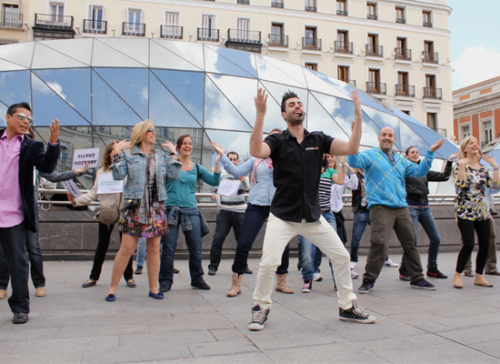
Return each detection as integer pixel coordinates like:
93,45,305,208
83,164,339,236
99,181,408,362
0,38,457,194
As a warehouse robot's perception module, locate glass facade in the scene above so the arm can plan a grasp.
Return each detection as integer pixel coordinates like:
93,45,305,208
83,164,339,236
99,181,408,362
0,38,459,194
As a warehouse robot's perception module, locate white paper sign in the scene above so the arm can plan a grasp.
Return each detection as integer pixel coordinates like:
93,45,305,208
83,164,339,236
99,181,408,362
72,148,100,169
61,180,82,199
97,173,124,194
218,179,240,197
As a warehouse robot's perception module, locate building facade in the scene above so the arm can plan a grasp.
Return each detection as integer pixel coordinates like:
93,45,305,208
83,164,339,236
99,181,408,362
453,76,500,147
0,0,453,138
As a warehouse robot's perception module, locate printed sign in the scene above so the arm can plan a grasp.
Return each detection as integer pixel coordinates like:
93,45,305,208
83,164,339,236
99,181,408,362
61,180,82,199
72,148,99,169
97,173,124,194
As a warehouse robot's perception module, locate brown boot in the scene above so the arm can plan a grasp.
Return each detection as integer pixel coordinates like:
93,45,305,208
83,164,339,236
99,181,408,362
275,274,294,294
227,273,243,297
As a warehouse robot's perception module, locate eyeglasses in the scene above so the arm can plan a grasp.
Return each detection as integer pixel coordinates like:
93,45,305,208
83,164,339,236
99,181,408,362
14,113,33,124
147,128,156,133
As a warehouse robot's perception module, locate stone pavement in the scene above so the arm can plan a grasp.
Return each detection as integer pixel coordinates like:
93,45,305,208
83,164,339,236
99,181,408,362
2,252,500,363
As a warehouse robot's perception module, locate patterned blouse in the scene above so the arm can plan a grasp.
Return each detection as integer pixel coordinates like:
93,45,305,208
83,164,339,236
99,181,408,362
454,164,500,221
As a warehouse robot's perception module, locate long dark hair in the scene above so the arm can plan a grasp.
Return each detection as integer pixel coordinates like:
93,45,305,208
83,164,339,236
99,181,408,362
101,140,117,171
176,134,192,151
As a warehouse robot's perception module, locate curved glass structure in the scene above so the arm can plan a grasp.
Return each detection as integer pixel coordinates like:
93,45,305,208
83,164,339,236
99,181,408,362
0,38,458,194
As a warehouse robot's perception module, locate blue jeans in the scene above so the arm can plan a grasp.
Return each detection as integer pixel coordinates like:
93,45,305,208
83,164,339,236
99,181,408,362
299,211,336,280
350,212,370,263
159,209,205,288
401,207,441,269
136,237,147,267
209,210,244,270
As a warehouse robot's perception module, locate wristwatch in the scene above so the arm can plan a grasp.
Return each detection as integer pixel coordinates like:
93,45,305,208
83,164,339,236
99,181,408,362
170,152,176,156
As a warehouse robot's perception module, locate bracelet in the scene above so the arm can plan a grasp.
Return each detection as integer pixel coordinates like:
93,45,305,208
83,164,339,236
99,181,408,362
494,168,499,171
170,152,176,156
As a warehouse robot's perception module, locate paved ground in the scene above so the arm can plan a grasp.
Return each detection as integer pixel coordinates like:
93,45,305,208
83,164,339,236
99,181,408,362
1,252,500,363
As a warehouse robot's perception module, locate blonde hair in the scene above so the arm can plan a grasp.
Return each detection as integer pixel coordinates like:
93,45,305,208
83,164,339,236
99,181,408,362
458,136,481,160
130,120,154,151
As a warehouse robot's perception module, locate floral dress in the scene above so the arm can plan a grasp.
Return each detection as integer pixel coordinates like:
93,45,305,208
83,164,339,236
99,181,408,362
454,164,500,221
118,152,169,237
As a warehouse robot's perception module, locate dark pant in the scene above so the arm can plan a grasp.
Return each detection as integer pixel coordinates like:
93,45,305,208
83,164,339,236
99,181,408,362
209,210,244,270
456,218,491,274
350,212,370,263
464,218,497,273
363,205,424,283
89,223,133,282
232,203,289,275
0,222,30,313
159,211,205,288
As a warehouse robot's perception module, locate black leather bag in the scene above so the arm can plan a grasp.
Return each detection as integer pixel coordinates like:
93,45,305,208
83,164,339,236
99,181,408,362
123,198,141,210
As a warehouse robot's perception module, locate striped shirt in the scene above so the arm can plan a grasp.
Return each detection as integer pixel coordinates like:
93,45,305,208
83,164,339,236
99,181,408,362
215,173,250,213
319,168,337,210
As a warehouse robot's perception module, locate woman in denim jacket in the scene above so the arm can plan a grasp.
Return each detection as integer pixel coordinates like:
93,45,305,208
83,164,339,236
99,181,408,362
158,134,220,292
105,120,181,301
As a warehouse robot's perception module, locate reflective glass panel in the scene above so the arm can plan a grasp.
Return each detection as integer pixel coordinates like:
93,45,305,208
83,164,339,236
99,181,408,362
94,68,148,120
390,105,422,126
312,92,380,147
0,42,34,68
34,69,91,122
355,88,394,114
261,56,307,87
32,43,87,69
399,119,431,156
32,73,90,127
92,70,142,126
155,40,205,70
150,41,201,71
149,74,201,128
307,93,348,142
205,45,257,78
255,55,303,88
0,70,30,107
98,38,149,66
205,130,252,167
361,106,401,149
209,74,257,126
204,46,255,79
260,81,308,117
0,102,7,126
204,76,252,132
92,40,145,68
0,58,27,71
40,38,93,66
439,139,459,161
151,69,204,123
304,69,351,100
399,119,447,159
314,73,352,99
258,82,288,133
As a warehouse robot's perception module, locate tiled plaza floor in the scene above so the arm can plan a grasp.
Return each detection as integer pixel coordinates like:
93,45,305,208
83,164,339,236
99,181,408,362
1,252,500,363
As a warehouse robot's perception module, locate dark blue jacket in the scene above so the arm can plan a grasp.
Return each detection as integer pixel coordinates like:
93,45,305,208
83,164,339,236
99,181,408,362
0,128,60,232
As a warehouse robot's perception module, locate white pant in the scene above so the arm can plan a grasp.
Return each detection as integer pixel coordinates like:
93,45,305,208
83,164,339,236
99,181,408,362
252,214,356,310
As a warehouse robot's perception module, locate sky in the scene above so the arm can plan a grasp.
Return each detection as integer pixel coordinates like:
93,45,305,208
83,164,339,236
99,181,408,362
449,0,500,90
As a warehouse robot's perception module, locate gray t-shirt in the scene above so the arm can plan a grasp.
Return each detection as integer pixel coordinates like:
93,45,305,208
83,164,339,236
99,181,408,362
384,151,395,166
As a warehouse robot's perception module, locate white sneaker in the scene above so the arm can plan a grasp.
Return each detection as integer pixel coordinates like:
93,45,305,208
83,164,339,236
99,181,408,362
313,273,323,281
350,261,357,269
351,269,359,279
384,258,399,268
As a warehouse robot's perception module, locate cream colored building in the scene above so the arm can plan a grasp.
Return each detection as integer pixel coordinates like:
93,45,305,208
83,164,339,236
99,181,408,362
0,0,453,138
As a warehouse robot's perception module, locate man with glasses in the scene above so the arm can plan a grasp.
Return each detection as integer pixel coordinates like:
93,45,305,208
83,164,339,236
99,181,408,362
0,102,60,324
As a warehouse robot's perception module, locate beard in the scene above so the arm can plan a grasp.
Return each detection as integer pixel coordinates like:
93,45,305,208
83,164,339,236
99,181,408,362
286,112,306,126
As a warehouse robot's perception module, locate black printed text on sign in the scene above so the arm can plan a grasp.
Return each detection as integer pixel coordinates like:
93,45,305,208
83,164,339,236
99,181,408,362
72,148,100,170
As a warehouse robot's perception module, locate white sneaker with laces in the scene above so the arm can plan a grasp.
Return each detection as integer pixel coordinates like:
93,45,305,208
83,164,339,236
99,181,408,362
312,273,323,281
350,261,357,269
351,269,359,279
384,258,399,268
248,305,270,331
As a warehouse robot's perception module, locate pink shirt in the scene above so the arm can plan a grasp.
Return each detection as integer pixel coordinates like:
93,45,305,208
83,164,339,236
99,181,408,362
0,130,24,228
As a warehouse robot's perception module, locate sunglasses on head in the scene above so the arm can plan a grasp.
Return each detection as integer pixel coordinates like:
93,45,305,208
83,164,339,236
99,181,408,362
147,128,156,133
15,113,33,124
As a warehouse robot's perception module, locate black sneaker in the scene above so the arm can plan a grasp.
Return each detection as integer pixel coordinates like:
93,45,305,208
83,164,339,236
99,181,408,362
399,268,410,282
192,282,211,290
427,267,448,279
243,266,253,274
410,278,436,290
339,302,376,324
159,285,171,292
358,280,374,294
173,267,180,274
248,305,270,331
135,266,143,275
208,266,216,276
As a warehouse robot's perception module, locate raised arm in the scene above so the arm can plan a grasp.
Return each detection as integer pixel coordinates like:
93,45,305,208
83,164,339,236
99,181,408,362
250,88,272,159
427,154,455,182
332,156,345,185
329,91,362,156
406,139,443,178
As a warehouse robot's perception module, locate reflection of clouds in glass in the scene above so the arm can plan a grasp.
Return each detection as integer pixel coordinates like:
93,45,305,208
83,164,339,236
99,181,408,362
0,103,6,125
141,86,148,101
261,56,307,87
207,130,252,163
255,56,301,87
304,69,351,99
32,74,74,107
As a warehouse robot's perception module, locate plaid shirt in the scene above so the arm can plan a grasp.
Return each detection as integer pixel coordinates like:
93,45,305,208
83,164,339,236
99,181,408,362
348,148,434,209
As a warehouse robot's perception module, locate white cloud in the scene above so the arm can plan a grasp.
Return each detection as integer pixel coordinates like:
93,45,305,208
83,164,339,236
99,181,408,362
453,46,500,90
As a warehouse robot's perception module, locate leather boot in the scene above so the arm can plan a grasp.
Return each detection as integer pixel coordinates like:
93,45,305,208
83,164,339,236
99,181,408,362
227,273,243,297
275,273,294,294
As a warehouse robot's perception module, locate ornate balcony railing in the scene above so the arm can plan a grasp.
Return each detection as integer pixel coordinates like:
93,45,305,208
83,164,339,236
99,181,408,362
160,25,183,39
366,44,383,57
422,51,438,64
366,82,387,95
337,10,348,16
122,22,145,36
423,22,432,28
305,6,317,12
35,13,73,29
396,18,406,24
197,28,219,42
423,87,442,99
335,41,353,54
367,14,377,20
82,19,107,34
395,84,415,97
395,47,411,61
271,1,284,8
0,12,23,28
339,79,356,87
268,33,288,47
227,29,261,44
302,37,321,51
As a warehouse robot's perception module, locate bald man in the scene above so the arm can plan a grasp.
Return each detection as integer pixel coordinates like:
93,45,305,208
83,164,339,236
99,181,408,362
348,127,444,293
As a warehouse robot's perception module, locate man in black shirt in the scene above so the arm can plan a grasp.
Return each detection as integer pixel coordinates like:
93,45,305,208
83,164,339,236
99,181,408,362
247,88,376,331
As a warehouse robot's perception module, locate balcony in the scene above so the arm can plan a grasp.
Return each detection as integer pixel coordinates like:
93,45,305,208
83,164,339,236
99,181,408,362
337,10,348,16
271,1,284,8
335,41,353,54
395,47,411,61
305,6,317,12
237,0,250,4
226,29,262,53
339,79,356,87
366,44,383,57
395,84,415,97
33,13,75,40
197,28,219,42
122,22,145,37
82,19,107,34
0,13,23,28
302,37,321,51
367,14,377,20
422,51,438,64
396,18,406,24
366,82,387,95
268,34,288,48
160,25,183,39
423,22,432,28
423,87,442,99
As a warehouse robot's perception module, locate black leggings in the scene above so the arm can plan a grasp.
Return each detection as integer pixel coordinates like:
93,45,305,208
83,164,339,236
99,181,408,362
456,218,490,274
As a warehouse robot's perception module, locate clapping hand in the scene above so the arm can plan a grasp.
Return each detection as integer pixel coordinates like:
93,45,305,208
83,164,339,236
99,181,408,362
113,140,130,155
75,163,90,175
483,154,499,169
49,118,60,144
210,141,226,156
254,88,268,116
162,140,176,154
429,138,445,152
448,152,458,161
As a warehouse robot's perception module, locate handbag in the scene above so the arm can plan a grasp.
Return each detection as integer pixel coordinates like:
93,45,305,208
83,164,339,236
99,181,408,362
95,206,120,225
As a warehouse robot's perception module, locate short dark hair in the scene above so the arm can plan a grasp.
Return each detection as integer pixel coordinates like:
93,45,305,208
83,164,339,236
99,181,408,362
7,102,31,116
227,151,239,160
176,134,192,151
405,146,417,156
281,91,299,113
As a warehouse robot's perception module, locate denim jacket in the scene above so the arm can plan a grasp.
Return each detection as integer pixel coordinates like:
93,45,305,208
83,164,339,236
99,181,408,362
220,155,275,206
166,206,210,237
111,145,181,201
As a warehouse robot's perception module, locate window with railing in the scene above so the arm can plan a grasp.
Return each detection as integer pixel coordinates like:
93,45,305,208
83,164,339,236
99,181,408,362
396,72,414,97
228,28,261,44
303,27,321,50
305,63,318,71
366,35,382,57
197,27,219,41
237,0,250,5
83,5,106,34
305,0,317,12
338,66,349,83
161,12,182,39
395,38,411,60
367,69,385,95
427,113,437,130
367,3,377,20
271,1,284,8
337,0,347,16
423,11,432,27
336,31,352,54
269,23,287,47
423,41,438,63
123,9,145,36
1,4,22,28
396,7,405,23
